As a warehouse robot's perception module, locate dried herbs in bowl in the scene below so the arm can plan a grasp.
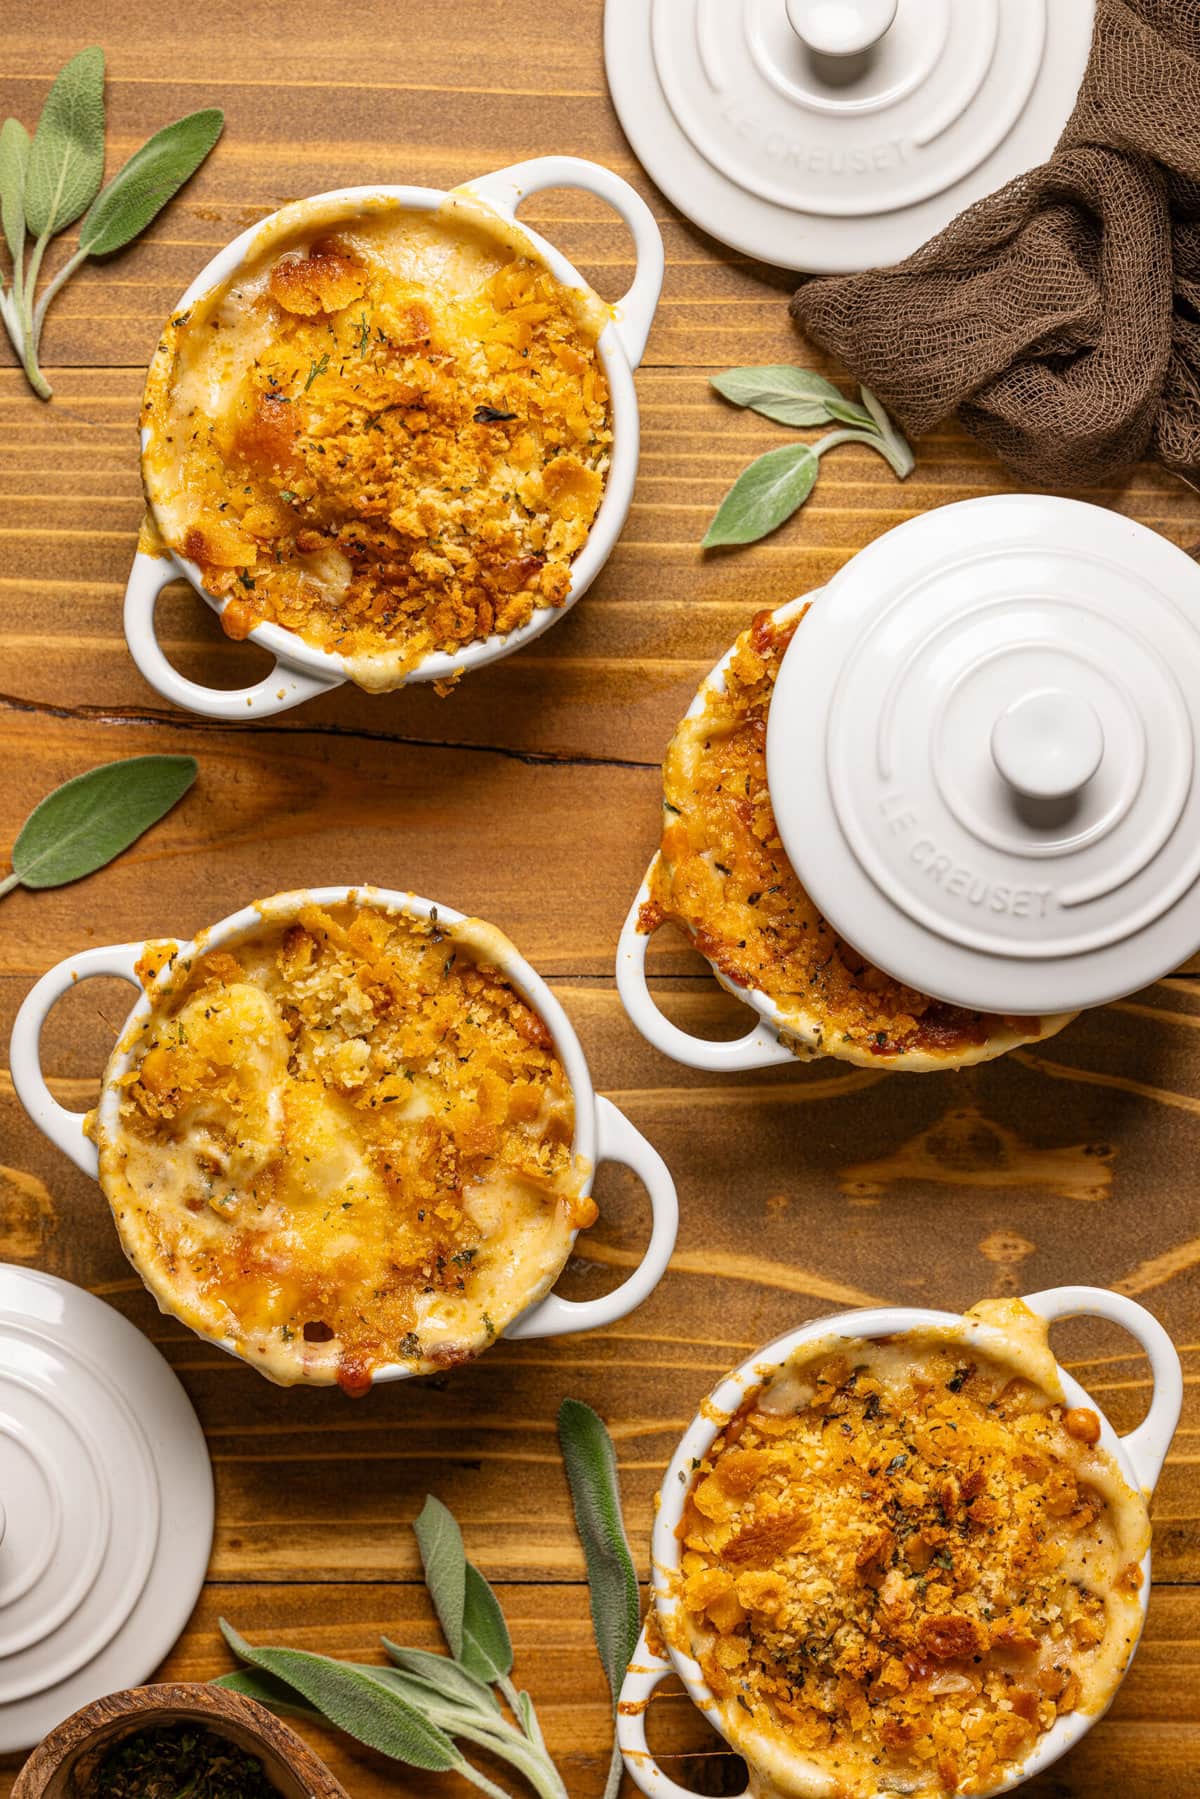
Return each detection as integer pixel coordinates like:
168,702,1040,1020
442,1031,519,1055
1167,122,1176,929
84,1722,281,1799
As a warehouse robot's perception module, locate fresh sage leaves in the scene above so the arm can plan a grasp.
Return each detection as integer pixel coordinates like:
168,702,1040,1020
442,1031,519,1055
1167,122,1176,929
0,47,222,399
217,1494,570,1799
414,1492,468,1659
711,364,875,430
704,365,914,549
0,755,197,901
220,1625,461,1772
558,1398,640,1799
705,441,822,548
23,46,106,242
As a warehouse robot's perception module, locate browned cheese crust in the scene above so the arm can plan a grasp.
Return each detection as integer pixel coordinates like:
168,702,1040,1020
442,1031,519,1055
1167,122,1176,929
676,1330,1148,1796
643,604,1076,1069
142,204,611,686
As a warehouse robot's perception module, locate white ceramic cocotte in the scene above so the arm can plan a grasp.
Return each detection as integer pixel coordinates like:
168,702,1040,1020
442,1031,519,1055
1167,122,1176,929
10,886,679,1378
618,1285,1183,1798
619,495,1200,1069
123,157,664,718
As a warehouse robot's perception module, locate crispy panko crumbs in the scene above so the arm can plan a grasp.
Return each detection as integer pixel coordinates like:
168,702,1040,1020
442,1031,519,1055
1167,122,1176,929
144,209,611,683
676,1338,1147,1796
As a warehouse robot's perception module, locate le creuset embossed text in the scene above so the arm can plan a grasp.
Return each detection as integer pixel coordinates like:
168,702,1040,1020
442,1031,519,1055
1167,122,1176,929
603,0,1094,272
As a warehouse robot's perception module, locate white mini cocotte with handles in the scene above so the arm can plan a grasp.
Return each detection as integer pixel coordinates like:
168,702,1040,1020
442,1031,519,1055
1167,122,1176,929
618,1286,1183,1799
619,495,1200,1070
9,886,679,1379
123,157,664,718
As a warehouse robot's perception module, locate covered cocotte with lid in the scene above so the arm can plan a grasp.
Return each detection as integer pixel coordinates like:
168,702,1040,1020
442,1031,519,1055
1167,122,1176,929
766,494,1200,1016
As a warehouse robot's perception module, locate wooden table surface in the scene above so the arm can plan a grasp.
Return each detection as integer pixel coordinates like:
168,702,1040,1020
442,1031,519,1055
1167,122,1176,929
3,3,1200,1792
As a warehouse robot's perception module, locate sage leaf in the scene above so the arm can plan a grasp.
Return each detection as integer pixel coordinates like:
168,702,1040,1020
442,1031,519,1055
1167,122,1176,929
382,1641,502,1714
369,1667,565,1799
0,119,30,270
702,440,820,547
78,107,223,256
462,1559,514,1683
2,754,197,898
5,50,221,402
859,384,916,478
24,46,106,238
352,1667,508,1750
414,1494,467,1660
516,1690,541,1745
711,364,873,430
818,423,914,477
212,1666,321,1720
557,1400,639,1699
217,1491,575,1799
219,1621,461,1772
559,1400,639,1799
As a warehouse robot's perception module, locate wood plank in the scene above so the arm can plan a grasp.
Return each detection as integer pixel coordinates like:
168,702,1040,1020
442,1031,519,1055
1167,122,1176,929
2,2,1198,1791
1,367,1196,766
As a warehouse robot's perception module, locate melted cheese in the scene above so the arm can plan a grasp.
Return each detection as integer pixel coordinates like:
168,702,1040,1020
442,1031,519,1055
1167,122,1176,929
141,195,612,689
96,894,593,1391
670,1303,1150,1798
644,601,1076,1071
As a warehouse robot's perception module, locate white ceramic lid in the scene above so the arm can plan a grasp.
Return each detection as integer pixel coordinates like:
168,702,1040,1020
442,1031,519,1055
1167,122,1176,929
765,495,1200,1016
603,0,1094,272
0,1265,213,1752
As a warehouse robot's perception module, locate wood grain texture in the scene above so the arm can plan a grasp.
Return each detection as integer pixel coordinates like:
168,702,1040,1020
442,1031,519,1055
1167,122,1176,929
1,1,1198,1792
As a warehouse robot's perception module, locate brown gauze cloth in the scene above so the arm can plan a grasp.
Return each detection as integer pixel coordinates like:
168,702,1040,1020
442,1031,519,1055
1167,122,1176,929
790,0,1200,488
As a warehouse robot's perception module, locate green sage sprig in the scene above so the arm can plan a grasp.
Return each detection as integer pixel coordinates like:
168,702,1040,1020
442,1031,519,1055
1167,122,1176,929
703,365,913,548
218,1417,641,1799
0,47,222,399
217,1496,569,1799
0,755,198,901
557,1399,640,1799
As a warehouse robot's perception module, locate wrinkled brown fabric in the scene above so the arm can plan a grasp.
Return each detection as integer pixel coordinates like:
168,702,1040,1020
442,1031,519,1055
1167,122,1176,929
789,0,1200,488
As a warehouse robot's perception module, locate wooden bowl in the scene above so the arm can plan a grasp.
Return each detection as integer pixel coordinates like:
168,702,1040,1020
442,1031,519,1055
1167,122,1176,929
10,1683,350,1799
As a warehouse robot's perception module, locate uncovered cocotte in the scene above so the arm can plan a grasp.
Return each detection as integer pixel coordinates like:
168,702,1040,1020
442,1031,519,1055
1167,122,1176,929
10,887,678,1391
619,1289,1183,1799
122,158,664,718
141,196,613,686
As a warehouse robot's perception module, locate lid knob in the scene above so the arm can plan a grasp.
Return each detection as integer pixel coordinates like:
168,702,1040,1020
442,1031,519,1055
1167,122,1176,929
784,0,898,57
990,687,1105,803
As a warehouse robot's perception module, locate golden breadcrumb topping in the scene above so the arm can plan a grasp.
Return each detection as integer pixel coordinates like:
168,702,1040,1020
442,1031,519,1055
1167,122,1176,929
675,1327,1148,1797
97,898,591,1391
644,604,1071,1067
141,202,611,687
